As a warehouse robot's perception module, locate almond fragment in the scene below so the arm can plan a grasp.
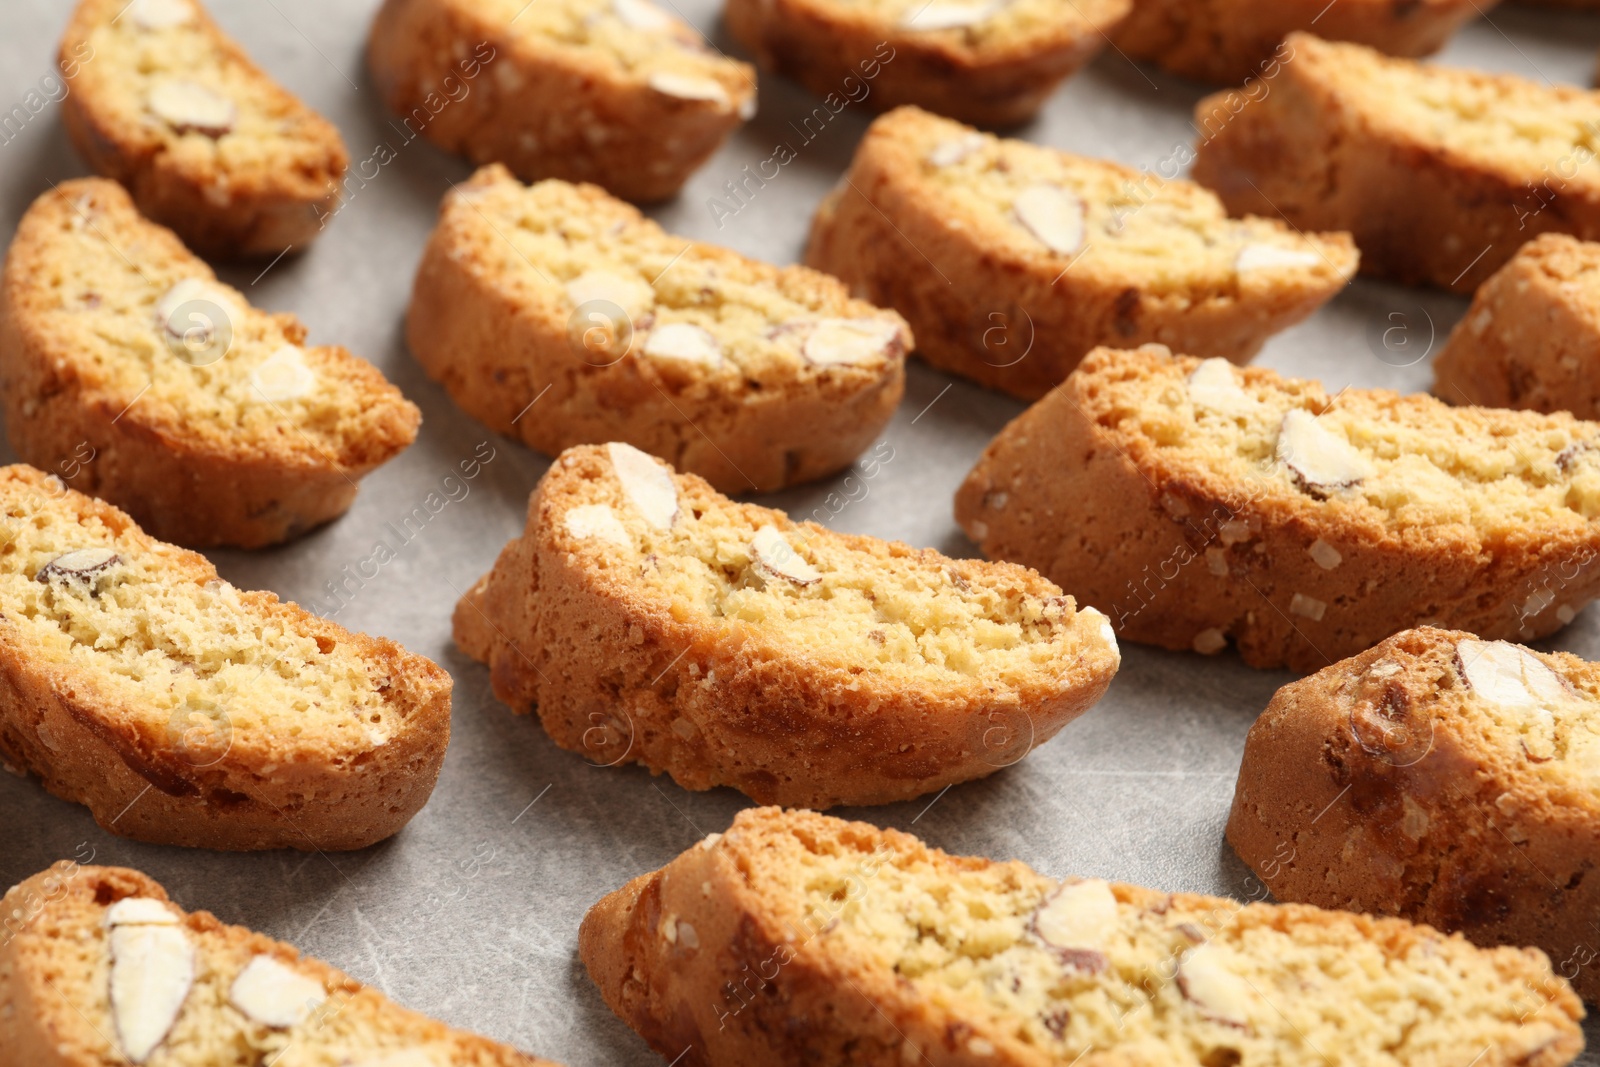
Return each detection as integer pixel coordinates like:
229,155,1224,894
1289,593,1326,621
1193,628,1227,655
1176,944,1255,1027
644,323,722,366
1235,244,1322,272
148,80,236,137
1031,879,1117,971
803,318,903,366
1307,539,1342,570
927,133,985,167
565,269,655,320
1187,358,1257,414
229,954,326,1029
900,0,1007,29
647,71,730,107
1456,639,1572,760
37,547,121,584
110,924,196,1063
751,525,821,585
249,345,317,403
607,442,679,530
155,277,234,357
1275,409,1372,496
106,897,179,926
565,504,631,547
127,0,195,30
1013,185,1085,255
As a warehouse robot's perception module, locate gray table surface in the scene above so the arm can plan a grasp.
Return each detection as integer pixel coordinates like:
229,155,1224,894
3,0,1599,1062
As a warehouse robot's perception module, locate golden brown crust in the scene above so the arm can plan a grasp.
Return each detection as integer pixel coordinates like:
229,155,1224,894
1112,0,1486,85
365,0,752,203
1227,627,1600,1002
1191,33,1600,294
0,863,557,1066
57,0,349,258
408,166,906,493
581,807,1586,1067
0,465,451,852
806,107,1356,401
1433,233,1600,418
0,179,419,550
954,345,1600,672
457,445,1119,808
723,0,1128,127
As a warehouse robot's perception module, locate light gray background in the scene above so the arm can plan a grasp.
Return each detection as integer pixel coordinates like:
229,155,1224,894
3,1,1599,1062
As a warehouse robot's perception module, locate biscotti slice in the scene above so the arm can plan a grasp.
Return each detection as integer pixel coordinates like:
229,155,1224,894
805,106,1356,400
0,464,451,851
955,344,1600,672
410,165,909,493
580,807,1583,1067
1192,32,1600,294
58,0,349,257
455,443,1119,808
367,0,753,203
0,863,559,1066
1112,0,1486,85
1433,233,1600,418
724,0,1128,127
0,179,420,549
1229,627,1600,1003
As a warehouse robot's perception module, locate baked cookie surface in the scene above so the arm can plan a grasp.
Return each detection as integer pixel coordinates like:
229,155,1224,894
806,106,1355,400
1434,233,1600,419
956,345,1600,671
580,806,1583,1067
1113,0,1488,85
0,464,451,852
367,0,753,202
1228,627,1600,1002
410,165,908,493
58,0,349,257
724,0,1129,127
0,863,558,1066
0,179,420,549
1192,32,1600,293
455,443,1119,808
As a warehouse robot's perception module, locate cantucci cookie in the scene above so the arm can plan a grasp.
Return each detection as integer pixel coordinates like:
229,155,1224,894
1228,628,1600,1002
410,165,909,493
724,0,1129,127
0,863,558,1066
0,464,451,852
1433,233,1600,418
954,345,1600,672
1112,0,1484,85
454,443,1119,808
805,106,1355,400
367,0,753,203
580,807,1583,1067
1192,33,1600,294
58,0,349,257
0,179,419,550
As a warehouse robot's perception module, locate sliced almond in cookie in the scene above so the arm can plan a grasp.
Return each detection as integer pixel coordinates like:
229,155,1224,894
146,80,236,138
1031,879,1118,971
37,547,121,584
802,318,904,366
110,923,196,1063
565,269,655,321
608,442,680,530
1275,409,1373,495
647,71,731,107
1457,639,1572,760
1176,943,1256,1027
230,954,327,1029
565,503,632,547
900,0,1007,30
249,345,318,403
750,524,822,585
1186,358,1257,414
927,133,986,168
644,323,722,366
106,897,180,926
126,0,195,30
1013,185,1086,256
1236,244,1323,273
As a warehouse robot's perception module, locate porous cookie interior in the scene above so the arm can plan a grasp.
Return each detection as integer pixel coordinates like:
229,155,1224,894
1103,348,1600,536
77,0,340,187
478,0,747,95
26,183,400,462
555,446,1112,685
786,0,1127,45
724,812,1568,1066
0,470,397,757
455,172,907,384
893,110,1353,291
1289,34,1600,180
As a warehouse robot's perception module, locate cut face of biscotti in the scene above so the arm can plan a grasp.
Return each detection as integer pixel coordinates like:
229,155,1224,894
454,443,1118,808
0,864,558,1066
0,179,420,549
955,344,1600,672
0,465,450,851
410,165,909,493
58,0,349,257
1192,32,1600,293
1434,233,1600,419
805,106,1356,400
367,0,753,203
1229,627,1600,1003
1112,0,1486,85
724,0,1129,127
580,807,1583,1067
